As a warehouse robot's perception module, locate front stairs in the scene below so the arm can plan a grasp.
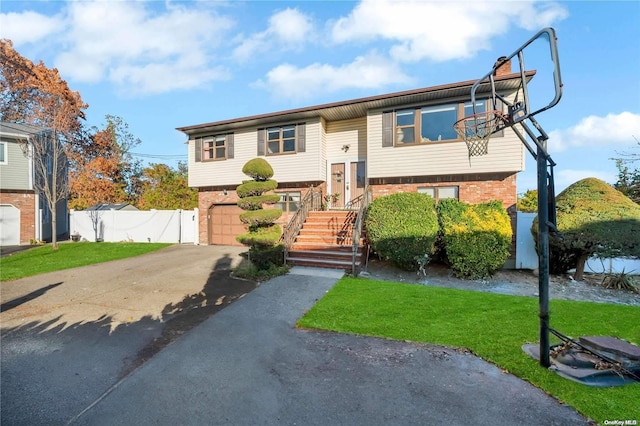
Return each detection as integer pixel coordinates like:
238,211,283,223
285,210,366,271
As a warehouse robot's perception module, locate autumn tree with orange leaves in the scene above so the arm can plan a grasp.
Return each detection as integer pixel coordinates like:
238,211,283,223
69,115,143,210
1,39,88,249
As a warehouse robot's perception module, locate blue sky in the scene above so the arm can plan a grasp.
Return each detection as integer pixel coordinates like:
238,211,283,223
2,0,639,194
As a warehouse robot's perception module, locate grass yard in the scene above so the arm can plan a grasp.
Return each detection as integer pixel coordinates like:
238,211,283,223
297,277,640,424
0,242,172,281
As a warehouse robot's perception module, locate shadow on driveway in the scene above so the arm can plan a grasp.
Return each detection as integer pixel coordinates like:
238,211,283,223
1,245,257,426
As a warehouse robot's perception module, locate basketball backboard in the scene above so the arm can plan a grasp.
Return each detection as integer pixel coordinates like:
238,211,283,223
469,27,563,127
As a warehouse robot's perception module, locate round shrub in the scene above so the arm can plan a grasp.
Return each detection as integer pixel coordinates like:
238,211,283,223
532,177,640,277
365,192,438,271
242,158,274,181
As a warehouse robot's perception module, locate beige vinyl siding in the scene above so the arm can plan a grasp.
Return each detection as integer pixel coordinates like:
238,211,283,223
367,106,524,179
188,118,324,188
0,140,32,190
326,117,367,159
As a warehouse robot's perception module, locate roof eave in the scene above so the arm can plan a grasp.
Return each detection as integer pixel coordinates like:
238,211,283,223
176,71,535,136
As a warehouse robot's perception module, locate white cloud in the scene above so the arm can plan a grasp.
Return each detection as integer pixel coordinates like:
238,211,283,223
256,53,412,100
0,10,64,45
5,2,234,95
233,7,313,63
549,112,640,152
331,0,568,62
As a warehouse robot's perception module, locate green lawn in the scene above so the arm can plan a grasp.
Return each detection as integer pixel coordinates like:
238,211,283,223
0,242,172,281
297,277,640,424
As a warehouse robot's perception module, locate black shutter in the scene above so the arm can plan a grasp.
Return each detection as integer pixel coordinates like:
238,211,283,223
195,137,202,162
257,129,265,156
382,111,393,147
296,123,306,152
227,133,234,159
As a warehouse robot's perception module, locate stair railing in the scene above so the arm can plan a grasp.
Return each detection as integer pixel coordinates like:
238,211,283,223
351,185,372,276
282,187,322,263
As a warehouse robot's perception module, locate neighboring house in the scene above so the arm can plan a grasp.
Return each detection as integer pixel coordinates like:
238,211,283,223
0,122,69,245
86,203,139,211
178,61,527,254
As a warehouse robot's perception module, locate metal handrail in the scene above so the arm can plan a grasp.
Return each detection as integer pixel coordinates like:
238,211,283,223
351,186,372,276
282,187,321,263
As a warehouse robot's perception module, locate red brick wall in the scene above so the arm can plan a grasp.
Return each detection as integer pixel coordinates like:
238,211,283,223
0,191,36,244
370,174,517,209
370,174,518,264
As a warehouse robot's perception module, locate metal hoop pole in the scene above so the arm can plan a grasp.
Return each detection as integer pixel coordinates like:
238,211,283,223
537,136,551,368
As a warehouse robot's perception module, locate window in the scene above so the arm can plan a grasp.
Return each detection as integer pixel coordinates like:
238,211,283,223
0,142,6,164
385,99,501,146
418,186,459,203
275,191,301,213
267,125,296,154
203,135,226,160
258,123,305,156
195,134,234,162
421,104,458,142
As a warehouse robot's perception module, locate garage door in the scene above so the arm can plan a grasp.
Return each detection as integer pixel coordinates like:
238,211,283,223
208,204,246,246
0,205,20,245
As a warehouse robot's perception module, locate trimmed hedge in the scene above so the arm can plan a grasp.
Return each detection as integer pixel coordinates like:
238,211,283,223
236,180,278,198
532,177,640,275
237,194,281,211
242,158,274,181
438,199,512,279
365,192,438,271
236,224,282,248
240,208,283,227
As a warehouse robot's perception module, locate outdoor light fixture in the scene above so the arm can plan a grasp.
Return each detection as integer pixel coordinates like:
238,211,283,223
342,144,350,152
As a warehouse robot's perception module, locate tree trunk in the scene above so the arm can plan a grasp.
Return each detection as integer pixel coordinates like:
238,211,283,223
574,253,588,281
51,202,58,250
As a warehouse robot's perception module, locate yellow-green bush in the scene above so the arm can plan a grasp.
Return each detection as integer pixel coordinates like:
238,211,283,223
438,199,512,279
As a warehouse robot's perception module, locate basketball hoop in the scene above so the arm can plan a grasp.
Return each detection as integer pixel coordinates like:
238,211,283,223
453,110,507,157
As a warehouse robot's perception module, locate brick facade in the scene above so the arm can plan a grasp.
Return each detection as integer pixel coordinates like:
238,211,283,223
370,173,518,265
0,191,36,244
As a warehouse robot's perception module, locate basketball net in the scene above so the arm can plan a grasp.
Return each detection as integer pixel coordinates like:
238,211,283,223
453,110,506,157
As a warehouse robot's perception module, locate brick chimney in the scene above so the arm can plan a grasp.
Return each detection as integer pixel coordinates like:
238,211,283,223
493,56,511,77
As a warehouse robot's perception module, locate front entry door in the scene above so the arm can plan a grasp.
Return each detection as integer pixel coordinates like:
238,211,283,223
329,160,365,208
349,161,366,203
330,163,346,208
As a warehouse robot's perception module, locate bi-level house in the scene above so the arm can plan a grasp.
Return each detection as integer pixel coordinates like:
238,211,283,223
178,61,527,269
0,122,69,245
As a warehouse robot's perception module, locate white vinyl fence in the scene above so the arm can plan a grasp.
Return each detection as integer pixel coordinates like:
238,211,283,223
69,209,198,244
515,212,640,274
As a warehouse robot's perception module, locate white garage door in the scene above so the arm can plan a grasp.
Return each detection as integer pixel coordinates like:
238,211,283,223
0,205,20,245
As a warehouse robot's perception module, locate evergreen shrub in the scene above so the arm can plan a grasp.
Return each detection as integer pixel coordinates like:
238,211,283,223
365,192,438,271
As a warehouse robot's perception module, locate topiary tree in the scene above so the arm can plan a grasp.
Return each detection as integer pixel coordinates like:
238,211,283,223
437,199,512,279
236,158,283,269
532,177,640,280
365,192,438,271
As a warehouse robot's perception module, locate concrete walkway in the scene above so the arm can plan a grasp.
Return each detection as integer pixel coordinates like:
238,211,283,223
71,267,587,426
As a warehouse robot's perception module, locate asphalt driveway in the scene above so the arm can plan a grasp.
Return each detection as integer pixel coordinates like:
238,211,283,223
1,245,588,425
1,244,253,426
